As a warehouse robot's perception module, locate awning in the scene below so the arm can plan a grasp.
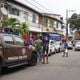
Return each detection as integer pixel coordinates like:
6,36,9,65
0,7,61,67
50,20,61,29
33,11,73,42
48,34,61,41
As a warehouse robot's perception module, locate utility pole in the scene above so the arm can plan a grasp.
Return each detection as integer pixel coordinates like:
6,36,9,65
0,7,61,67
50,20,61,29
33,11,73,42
66,10,68,40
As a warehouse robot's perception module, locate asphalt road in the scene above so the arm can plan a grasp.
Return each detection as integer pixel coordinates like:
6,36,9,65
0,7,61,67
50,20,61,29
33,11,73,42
1,50,80,80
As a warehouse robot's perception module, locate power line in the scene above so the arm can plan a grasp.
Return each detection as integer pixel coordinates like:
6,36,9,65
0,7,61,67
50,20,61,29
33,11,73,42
32,0,53,13
25,0,46,12
26,0,54,13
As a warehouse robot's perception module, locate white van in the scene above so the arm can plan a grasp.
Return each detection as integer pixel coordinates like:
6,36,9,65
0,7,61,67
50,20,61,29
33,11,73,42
48,40,56,55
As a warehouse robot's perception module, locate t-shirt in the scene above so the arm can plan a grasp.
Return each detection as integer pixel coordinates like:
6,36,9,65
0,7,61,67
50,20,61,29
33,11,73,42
43,37,49,45
34,39,42,51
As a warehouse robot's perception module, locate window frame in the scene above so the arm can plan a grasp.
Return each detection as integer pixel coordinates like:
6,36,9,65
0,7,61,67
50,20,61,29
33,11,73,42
49,19,54,27
24,11,28,20
14,36,24,46
3,35,14,45
32,14,36,23
44,18,48,27
8,5,20,16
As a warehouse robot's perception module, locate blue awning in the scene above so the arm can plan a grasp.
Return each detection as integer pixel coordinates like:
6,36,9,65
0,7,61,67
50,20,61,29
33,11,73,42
49,34,61,41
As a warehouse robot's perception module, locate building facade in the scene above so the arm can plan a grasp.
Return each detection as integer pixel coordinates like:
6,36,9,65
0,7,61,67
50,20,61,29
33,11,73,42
0,0,43,41
0,0,64,41
39,13,64,35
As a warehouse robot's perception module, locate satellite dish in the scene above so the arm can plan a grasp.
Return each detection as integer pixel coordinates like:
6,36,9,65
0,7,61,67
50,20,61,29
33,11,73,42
1,7,8,15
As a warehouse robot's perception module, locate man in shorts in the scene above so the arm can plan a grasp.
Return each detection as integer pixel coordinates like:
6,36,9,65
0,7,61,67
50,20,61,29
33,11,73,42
42,36,49,64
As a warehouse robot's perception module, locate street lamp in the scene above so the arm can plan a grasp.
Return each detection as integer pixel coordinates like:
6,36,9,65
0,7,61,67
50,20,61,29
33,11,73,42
66,10,75,40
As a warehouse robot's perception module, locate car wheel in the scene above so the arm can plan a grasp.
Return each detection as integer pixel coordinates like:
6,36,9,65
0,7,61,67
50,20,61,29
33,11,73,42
55,49,57,53
28,53,37,66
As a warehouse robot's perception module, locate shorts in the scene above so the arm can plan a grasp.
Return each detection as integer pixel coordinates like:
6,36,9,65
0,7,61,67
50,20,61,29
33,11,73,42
43,46,48,54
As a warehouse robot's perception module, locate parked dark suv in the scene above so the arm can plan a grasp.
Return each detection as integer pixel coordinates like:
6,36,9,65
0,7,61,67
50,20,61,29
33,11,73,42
0,33,37,74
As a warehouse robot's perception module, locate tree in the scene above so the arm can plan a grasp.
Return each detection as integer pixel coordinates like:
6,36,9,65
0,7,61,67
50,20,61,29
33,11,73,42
19,22,29,35
1,17,19,32
1,17,29,36
1,17,18,27
69,13,80,31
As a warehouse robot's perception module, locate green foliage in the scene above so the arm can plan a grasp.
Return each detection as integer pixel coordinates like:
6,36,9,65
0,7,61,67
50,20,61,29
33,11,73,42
19,22,29,35
12,22,29,35
69,13,80,31
1,17,29,35
1,18,18,27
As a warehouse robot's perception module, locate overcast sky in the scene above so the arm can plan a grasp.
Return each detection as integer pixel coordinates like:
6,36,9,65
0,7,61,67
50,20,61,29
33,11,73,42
17,0,80,19
29,0,80,18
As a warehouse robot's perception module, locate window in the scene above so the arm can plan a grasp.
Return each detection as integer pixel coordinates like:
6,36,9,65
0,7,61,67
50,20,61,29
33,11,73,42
44,18,48,27
56,22,58,28
49,19,53,27
13,8,19,16
32,14,36,23
3,35,13,44
15,37,24,46
8,6,19,16
24,12,28,20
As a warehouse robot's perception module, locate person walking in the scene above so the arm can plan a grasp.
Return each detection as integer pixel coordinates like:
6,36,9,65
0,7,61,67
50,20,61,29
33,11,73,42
63,41,68,57
42,36,49,64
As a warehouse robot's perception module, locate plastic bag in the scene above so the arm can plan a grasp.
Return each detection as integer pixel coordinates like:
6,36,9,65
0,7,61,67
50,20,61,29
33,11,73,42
65,49,68,53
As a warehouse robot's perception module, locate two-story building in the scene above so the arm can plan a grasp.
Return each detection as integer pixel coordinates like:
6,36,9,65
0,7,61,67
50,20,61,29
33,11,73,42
0,0,43,41
41,13,64,34
0,0,64,41
39,13,64,40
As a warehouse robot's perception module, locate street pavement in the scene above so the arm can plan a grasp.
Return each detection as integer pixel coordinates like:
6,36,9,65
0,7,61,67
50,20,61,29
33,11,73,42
1,50,80,80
